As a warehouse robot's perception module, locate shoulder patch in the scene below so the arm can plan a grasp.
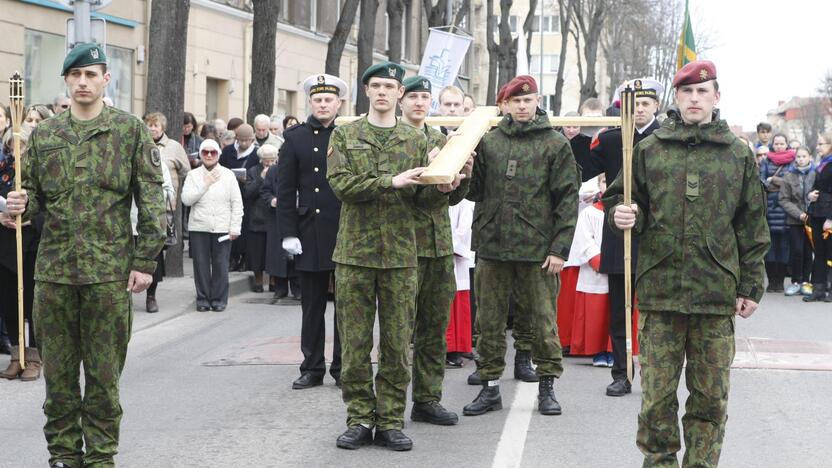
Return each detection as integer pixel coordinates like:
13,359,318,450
149,146,162,167
327,146,334,159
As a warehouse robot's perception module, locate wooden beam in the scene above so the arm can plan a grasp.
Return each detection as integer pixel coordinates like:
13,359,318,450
334,114,622,128
419,106,500,184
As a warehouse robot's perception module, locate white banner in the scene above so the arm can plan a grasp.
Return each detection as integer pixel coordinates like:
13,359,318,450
418,28,473,115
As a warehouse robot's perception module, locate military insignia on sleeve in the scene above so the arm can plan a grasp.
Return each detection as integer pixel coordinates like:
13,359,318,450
699,69,709,80
150,147,162,167
327,146,334,159
521,83,530,92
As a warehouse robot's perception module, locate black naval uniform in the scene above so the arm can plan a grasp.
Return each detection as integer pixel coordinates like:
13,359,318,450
584,118,660,383
569,133,596,182
276,115,342,381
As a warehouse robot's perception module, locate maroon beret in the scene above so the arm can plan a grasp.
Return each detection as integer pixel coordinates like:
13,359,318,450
672,60,717,88
503,75,538,98
496,84,509,103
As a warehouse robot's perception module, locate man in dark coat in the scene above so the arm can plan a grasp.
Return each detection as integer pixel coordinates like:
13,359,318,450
277,73,346,390
583,78,663,397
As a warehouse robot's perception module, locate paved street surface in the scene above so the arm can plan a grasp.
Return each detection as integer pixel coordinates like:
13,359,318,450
3,263,832,467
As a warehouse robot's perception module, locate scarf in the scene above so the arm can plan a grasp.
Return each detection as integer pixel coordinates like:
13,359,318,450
817,154,832,174
767,149,796,166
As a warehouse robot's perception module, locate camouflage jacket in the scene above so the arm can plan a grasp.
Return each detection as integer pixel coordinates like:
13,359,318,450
327,117,448,268
466,109,579,262
603,110,770,314
23,105,166,284
409,123,468,258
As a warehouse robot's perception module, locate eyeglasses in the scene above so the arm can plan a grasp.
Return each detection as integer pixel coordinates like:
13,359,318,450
201,150,218,156
60,104,69,109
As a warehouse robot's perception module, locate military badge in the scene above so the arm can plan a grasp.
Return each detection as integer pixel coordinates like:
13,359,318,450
318,75,325,84
422,80,429,89
634,79,642,89
699,69,709,80
91,48,99,60
521,83,530,92
388,67,396,77
327,146,334,159
150,147,162,167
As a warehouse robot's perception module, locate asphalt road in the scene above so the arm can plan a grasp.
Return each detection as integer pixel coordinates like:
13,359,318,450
2,269,831,467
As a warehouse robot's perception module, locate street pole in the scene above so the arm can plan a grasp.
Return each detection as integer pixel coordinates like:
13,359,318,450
73,0,92,44
538,0,543,99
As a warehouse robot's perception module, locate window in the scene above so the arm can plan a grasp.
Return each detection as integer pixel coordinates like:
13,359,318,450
282,0,312,29
530,54,560,74
532,15,559,33
206,78,229,121
105,45,133,112
278,89,296,117
540,95,556,112
24,29,66,107
316,0,340,34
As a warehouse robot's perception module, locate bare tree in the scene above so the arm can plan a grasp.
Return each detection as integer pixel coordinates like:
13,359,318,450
485,0,498,105
496,0,518,91
453,0,472,27
549,0,572,114
820,69,832,103
522,0,538,68
799,98,829,151
569,0,610,106
423,0,449,28
387,0,405,62
356,0,379,115
146,0,191,277
326,0,361,76
246,0,280,124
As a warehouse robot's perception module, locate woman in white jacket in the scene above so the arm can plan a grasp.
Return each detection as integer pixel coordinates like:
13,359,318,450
181,139,244,312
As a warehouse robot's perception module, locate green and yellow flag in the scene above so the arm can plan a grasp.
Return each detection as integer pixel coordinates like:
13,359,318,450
677,0,696,70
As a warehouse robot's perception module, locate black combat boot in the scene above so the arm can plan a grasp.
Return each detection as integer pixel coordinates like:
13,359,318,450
802,283,827,302
514,350,539,382
374,429,413,451
411,401,459,425
538,376,562,415
467,359,482,385
463,381,502,416
335,425,373,450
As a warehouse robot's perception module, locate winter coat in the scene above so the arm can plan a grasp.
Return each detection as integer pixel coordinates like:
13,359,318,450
778,163,816,225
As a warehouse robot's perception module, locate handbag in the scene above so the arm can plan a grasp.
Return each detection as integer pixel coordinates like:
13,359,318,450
767,165,785,192
164,197,178,246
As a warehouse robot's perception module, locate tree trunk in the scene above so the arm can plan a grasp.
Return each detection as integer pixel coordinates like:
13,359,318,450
246,0,280,124
356,0,379,115
570,0,608,105
387,0,404,62
453,0,471,28
552,0,570,115
486,0,498,105
522,0,537,69
422,0,449,28
325,0,361,76
496,0,516,91
146,0,191,278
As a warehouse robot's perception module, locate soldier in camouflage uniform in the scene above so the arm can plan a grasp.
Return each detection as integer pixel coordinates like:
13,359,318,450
398,76,472,426
604,60,769,468
463,75,579,417
6,43,166,468
327,63,452,452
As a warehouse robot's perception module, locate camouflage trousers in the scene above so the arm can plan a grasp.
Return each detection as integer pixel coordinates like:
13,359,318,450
412,255,456,403
475,259,563,381
34,281,132,468
472,295,534,352
335,263,416,431
637,311,735,468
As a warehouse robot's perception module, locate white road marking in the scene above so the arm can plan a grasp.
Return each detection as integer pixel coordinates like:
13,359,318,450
492,382,538,468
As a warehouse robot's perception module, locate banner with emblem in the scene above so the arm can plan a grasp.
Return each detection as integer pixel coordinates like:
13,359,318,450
417,27,473,115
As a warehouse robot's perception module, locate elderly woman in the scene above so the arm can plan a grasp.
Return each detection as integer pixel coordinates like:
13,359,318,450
181,139,244,312
0,125,43,381
244,144,278,292
144,112,190,204
260,147,300,301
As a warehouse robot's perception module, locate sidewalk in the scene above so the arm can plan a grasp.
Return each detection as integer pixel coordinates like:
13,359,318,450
130,254,253,333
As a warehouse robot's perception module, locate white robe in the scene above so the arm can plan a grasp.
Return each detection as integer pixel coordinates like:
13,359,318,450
565,203,608,294
449,199,475,291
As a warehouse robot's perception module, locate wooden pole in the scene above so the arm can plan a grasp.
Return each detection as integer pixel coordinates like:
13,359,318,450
9,72,25,369
620,87,635,384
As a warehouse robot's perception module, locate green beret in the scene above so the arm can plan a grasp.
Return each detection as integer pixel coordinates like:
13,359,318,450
402,76,432,94
61,43,107,76
361,61,405,84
